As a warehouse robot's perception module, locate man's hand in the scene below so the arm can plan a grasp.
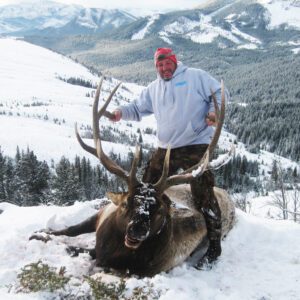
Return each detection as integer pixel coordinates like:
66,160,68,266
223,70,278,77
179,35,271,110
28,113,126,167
206,112,216,126
110,109,122,122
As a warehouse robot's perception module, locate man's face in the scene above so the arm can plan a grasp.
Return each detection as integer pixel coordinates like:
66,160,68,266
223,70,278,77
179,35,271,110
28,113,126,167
156,59,177,80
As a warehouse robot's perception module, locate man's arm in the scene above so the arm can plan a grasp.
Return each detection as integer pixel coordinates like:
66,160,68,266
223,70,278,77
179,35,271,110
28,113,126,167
108,86,154,122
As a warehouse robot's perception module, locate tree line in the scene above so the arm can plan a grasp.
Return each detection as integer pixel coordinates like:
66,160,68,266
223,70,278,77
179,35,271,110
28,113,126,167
0,147,137,206
215,152,261,194
0,146,287,207
226,100,300,161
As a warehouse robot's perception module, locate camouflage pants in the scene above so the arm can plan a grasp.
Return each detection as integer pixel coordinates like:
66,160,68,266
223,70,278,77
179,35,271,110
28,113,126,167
143,144,222,240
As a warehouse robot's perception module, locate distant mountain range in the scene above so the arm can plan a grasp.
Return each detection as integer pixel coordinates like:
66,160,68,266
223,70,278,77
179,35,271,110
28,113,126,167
1,0,299,49
0,0,137,36
103,0,300,50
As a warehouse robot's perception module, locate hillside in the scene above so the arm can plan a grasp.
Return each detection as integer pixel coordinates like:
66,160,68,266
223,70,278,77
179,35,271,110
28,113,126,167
0,38,155,164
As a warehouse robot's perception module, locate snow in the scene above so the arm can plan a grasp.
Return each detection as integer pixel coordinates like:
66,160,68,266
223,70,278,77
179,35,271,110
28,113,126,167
237,43,259,50
0,1,136,34
0,37,156,164
159,14,243,46
0,199,299,299
292,47,300,54
131,14,160,40
259,0,300,30
159,32,174,45
230,24,262,45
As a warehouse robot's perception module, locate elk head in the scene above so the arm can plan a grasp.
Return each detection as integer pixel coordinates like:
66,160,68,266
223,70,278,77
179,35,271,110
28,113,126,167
75,77,230,251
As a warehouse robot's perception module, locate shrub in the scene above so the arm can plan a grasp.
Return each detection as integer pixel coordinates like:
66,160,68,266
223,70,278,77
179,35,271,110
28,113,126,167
17,260,70,293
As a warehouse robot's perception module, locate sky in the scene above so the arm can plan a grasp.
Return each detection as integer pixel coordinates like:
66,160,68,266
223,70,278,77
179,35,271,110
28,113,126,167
0,0,206,14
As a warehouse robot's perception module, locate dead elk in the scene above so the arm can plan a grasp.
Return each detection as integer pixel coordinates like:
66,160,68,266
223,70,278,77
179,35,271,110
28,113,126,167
30,78,235,277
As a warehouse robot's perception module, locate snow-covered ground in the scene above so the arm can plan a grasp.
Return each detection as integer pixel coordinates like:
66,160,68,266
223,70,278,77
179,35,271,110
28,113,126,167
0,37,156,165
0,197,299,299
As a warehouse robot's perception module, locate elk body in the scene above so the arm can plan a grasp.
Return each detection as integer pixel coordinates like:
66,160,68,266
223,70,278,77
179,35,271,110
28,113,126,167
30,78,235,277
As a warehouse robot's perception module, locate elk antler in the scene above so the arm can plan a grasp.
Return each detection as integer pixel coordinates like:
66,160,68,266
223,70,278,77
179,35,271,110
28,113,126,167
75,77,141,188
154,80,233,194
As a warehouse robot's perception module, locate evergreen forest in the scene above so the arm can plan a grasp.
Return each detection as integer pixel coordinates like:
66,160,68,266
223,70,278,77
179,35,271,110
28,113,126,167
2,146,298,207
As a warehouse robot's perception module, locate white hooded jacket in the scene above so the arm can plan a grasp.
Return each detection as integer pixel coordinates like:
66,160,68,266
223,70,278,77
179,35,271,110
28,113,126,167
120,62,228,149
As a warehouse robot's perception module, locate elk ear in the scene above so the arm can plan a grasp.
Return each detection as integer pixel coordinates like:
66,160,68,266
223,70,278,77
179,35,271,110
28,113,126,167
106,192,128,206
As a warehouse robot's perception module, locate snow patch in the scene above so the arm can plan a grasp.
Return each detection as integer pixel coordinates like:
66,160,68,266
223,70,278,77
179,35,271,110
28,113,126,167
131,14,160,40
259,0,300,29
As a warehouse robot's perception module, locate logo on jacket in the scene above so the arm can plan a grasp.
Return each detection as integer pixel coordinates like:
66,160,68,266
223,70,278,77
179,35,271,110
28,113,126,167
175,81,187,87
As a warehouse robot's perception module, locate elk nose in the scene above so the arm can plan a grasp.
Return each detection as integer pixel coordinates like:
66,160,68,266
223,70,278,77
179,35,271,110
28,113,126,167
127,221,149,241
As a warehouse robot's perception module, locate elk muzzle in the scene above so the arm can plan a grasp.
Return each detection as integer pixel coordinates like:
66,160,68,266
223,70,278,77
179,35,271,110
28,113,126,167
125,217,150,249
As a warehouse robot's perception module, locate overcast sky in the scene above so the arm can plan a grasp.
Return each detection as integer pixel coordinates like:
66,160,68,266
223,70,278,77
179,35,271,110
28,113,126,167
0,0,206,14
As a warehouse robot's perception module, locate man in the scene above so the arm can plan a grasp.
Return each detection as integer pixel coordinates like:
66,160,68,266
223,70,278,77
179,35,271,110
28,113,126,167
109,47,229,268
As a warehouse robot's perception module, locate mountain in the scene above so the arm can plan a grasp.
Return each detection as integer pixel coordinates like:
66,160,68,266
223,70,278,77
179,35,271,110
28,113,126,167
88,0,300,48
0,0,137,36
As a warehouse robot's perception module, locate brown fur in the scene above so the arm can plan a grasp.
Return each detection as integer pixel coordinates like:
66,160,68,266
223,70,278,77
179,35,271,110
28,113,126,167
30,184,235,277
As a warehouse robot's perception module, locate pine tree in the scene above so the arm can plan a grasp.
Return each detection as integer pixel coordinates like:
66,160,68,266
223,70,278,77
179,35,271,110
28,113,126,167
4,158,14,201
271,160,279,187
13,148,50,206
52,157,83,205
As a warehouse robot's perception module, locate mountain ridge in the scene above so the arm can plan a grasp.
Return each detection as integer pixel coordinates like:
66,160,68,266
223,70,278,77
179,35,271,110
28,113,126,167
0,0,137,36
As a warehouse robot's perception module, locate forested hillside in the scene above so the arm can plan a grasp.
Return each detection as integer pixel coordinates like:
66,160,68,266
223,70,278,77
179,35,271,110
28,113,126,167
25,33,300,162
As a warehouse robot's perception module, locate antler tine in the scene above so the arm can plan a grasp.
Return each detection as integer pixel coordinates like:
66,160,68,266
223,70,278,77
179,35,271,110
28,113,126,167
75,77,133,183
153,146,171,193
128,145,142,190
154,81,226,193
74,78,105,160
75,122,98,158
97,82,122,119
92,77,104,145
208,80,225,158
92,78,131,182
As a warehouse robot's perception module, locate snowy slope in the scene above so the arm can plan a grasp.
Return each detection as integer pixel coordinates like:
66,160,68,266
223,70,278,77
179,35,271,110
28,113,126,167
0,37,155,164
258,0,300,29
0,199,299,299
